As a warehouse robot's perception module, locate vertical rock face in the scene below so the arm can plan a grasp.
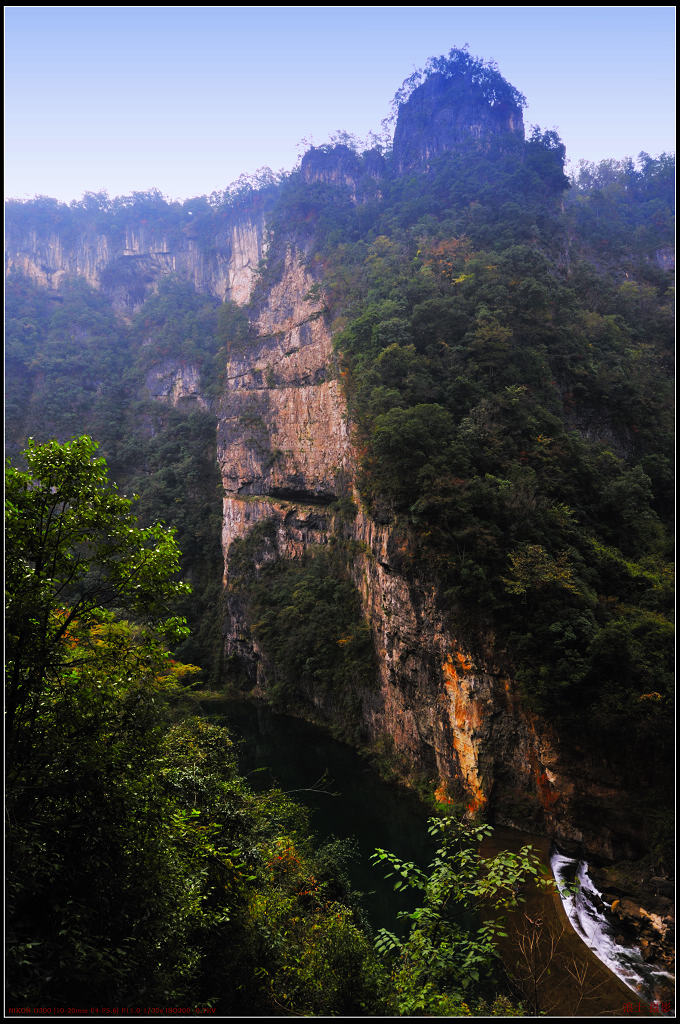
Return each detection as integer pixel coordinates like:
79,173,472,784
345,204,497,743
5,210,266,312
212,246,641,863
216,249,352,513
301,145,363,192
339,507,641,861
5,230,114,292
5,150,647,867
217,246,355,692
300,145,386,200
392,71,524,172
145,360,208,409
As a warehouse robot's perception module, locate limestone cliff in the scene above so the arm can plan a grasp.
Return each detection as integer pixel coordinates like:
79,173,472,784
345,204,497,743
392,70,524,172
346,508,645,862
4,67,665,872
5,197,651,866
216,249,351,509
211,243,643,866
300,145,385,200
145,360,208,409
5,209,266,313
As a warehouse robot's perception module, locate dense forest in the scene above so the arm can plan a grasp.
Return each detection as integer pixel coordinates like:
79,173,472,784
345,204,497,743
5,48,674,1013
6,434,564,1014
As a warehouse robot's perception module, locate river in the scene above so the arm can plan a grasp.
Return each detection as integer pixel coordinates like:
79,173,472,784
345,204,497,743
204,697,435,933
200,697,671,1016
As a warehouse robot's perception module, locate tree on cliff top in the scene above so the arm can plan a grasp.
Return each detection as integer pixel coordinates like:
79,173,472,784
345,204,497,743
387,45,527,126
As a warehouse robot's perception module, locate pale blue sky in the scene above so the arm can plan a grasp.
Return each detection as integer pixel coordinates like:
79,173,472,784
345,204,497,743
4,6,676,203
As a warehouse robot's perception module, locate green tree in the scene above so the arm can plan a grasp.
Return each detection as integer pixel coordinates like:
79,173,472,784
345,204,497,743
502,543,580,600
372,817,552,1015
5,435,190,754
6,438,384,1011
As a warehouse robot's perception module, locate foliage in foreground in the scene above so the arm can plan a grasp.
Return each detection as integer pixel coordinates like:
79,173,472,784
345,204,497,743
4,274,228,683
4,438,378,1013
372,817,549,1016
6,436,535,1014
5,434,191,753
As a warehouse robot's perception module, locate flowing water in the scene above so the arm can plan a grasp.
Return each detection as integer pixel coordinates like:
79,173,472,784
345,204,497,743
551,851,674,1011
200,697,672,1015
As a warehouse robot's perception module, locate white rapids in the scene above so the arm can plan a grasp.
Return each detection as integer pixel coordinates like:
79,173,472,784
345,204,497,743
550,850,674,1006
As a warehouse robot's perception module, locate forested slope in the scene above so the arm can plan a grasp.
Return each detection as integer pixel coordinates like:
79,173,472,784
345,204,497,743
5,52,675,1009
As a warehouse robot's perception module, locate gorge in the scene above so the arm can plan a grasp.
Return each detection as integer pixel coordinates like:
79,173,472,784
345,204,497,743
5,47,674,1011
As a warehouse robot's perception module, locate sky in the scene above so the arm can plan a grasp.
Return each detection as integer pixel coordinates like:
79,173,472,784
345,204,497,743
4,6,676,204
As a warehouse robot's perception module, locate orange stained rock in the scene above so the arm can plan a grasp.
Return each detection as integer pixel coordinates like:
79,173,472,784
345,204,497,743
466,790,487,815
434,783,455,806
454,699,469,730
536,769,560,810
442,651,473,688
441,652,488,815
443,655,458,687
455,650,473,672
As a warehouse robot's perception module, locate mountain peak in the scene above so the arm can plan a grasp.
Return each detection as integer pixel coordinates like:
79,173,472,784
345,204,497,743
392,49,525,172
